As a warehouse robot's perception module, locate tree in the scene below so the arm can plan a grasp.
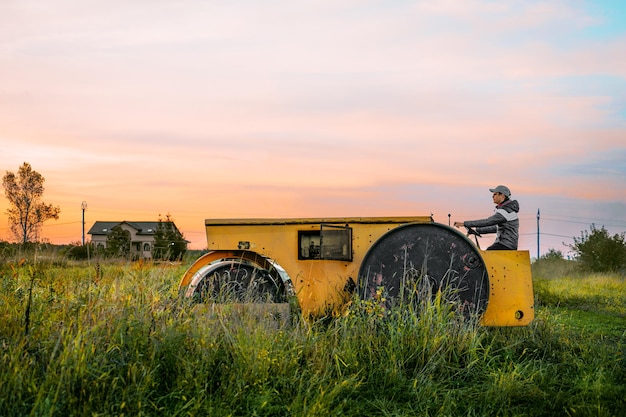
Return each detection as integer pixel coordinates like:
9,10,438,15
106,226,131,259
569,224,626,273
2,162,61,244
152,213,187,261
541,248,564,261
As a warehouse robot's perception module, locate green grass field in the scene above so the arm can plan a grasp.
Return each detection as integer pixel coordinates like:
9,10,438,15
0,255,624,416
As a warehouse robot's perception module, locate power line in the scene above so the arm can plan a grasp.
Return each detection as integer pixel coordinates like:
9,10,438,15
541,232,576,239
540,217,626,228
541,212,626,223
520,232,577,238
42,221,82,227
519,212,626,225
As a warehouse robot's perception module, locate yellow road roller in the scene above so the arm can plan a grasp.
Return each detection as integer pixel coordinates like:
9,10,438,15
179,216,534,326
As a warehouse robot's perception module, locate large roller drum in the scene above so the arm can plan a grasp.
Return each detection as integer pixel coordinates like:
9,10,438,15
183,253,291,304
358,222,489,317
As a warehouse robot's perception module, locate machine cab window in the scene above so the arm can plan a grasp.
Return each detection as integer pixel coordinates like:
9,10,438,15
298,224,352,261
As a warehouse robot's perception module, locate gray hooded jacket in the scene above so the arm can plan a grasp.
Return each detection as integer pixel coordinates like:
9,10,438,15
463,199,519,250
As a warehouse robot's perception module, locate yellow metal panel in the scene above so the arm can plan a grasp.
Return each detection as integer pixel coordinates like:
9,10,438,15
204,216,433,226
181,217,535,325
480,250,535,326
198,217,433,316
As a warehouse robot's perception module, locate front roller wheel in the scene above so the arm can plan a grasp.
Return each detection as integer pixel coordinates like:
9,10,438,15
180,250,292,304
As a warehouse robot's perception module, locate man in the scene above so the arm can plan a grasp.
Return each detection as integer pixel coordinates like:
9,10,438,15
454,185,519,250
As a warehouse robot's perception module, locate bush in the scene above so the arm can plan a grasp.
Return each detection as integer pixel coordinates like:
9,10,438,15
63,242,94,260
541,248,564,260
532,249,579,279
569,224,626,273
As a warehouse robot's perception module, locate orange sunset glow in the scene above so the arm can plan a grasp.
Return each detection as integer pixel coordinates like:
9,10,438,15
1,1,625,256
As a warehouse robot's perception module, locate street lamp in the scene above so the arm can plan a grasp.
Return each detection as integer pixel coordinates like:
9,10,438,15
81,201,88,245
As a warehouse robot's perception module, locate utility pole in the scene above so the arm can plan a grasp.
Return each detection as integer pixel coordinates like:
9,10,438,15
81,201,88,245
536,208,540,260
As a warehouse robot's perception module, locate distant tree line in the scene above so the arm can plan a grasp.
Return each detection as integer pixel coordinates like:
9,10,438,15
1,162,187,261
537,224,626,273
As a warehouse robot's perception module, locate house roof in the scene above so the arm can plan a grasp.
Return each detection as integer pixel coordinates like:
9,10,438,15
87,221,175,236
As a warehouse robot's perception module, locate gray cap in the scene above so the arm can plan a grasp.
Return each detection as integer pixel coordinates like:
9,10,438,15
489,185,511,197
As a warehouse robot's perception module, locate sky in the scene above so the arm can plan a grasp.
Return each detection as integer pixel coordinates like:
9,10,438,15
1,0,625,256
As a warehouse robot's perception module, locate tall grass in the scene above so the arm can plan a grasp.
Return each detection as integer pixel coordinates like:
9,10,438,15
534,273,626,316
0,255,624,416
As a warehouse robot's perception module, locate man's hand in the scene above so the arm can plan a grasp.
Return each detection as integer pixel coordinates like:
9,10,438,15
466,227,480,236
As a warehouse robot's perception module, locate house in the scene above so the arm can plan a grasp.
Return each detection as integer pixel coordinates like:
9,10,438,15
87,221,181,259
